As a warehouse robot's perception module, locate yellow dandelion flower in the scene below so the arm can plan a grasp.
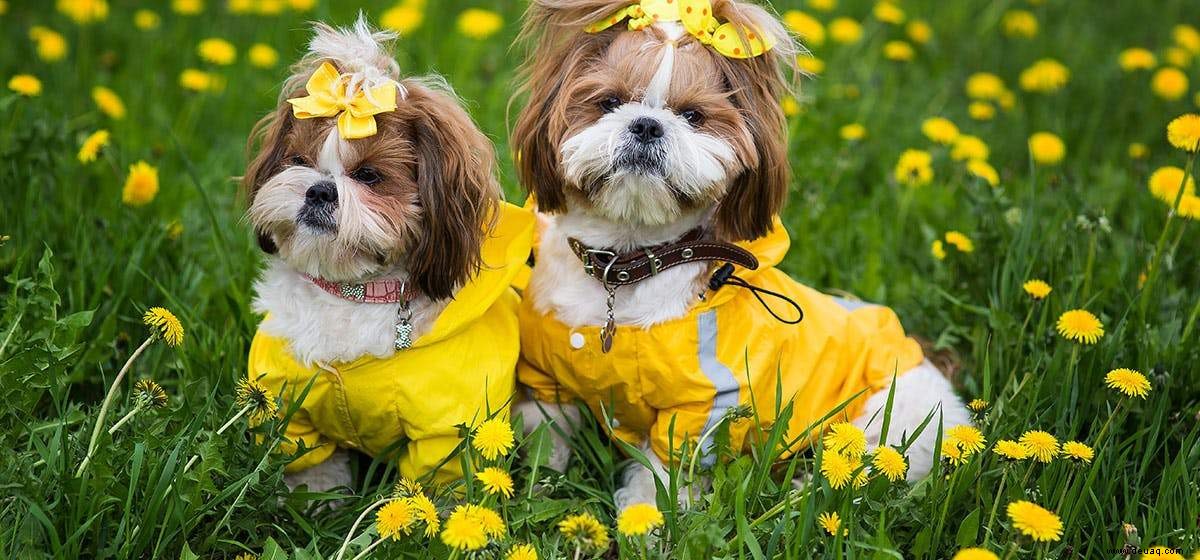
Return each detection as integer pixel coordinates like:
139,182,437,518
472,417,514,460
617,503,664,536
840,123,866,141
78,129,110,164
1119,48,1157,72
1029,132,1066,165
796,54,825,75
1002,10,1038,38
1061,441,1094,463
820,451,855,489
783,11,825,47
198,38,236,66
967,399,989,412
476,467,514,498
895,149,934,187
817,511,842,536
227,0,254,14
382,3,424,35
994,440,1031,461
1019,59,1070,93
1006,500,1062,542
457,8,503,40
30,26,68,62
1165,46,1193,68
1167,114,1200,152
122,161,159,207
92,86,126,120
235,376,279,426
1174,24,1200,54
824,422,867,458
947,425,985,454
441,505,490,551
966,73,1006,100
944,231,975,253
1179,195,1200,220
781,96,801,117
233,554,256,560
9,74,42,97
1023,279,1052,299
408,493,440,537
143,307,183,346
1104,368,1151,398
931,240,946,260
969,102,996,121
172,0,203,16
376,499,415,540
506,543,538,560
883,40,915,62
256,0,284,15
134,9,160,30
133,379,169,409
809,0,836,11
1019,430,1059,463
922,117,960,145
952,135,990,162
1129,143,1149,159
558,513,609,551
248,44,278,68
179,69,216,92
1148,166,1196,204
906,19,932,44
1152,67,1189,101
871,447,907,482
287,0,315,11
967,160,1000,187
997,90,1016,111
57,0,108,24
942,439,967,466
953,548,999,560
828,18,862,44
1056,309,1104,344
873,1,905,24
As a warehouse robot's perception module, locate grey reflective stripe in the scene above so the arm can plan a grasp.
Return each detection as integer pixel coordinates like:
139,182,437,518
697,310,740,467
832,296,875,311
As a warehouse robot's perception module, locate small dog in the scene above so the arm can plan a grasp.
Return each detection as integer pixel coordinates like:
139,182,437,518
243,18,532,493
511,0,971,511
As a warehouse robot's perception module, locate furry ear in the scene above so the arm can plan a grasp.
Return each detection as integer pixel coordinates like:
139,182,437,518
243,101,295,253
406,86,500,300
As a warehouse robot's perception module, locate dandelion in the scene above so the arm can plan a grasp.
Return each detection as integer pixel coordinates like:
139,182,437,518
1002,10,1037,38
92,86,126,120
796,54,825,75
123,161,160,207
1148,166,1196,204
1006,500,1063,542
993,440,1031,461
1167,114,1200,152
1019,430,1059,463
941,439,967,466
781,96,801,117
840,123,866,141
821,451,855,488
873,1,905,24
906,19,932,44
235,376,279,426
1118,48,1157,71
172,0,204,16
809,0,836,11
783,11,824,46
1129,143,1149,159
969,102,996,121
376,499,415,540
143,307,184,346
441,505,491,551
931,240,946,260
476,467,515,498
828,18,862,44
57,0,108,24
134,9,160,30
381,3,424,35
198,38,237,65
895,149,934,186
1104,368,1151,398
256,0,284,14
817,511,842,536
1022,279,1052,299
965,160,999,186
947,425,985,454
30,27,68,62
78,130,110,164
1165,46,1193,68
8,74,42,97
1019,59,1070,93
1061,441,1094,463
133,379,169,409
883,40,914,61
1029,132,1066,165
1175,24,1200,54
824,422,867,457
248,44,278,68
472,417,514,460
966,73,1006,100
287,0,315,11
951,135,989,161
179,69,217,92
967,399,989,413
1151,68,1189,101
944,231,975,253
506,543,538,560
953,549,999,560
233,554,256,560
922,117,960,145
617,503,664,536
871,447,907,481
558,513,609,552
1056,309,1104,344
457,8,503,40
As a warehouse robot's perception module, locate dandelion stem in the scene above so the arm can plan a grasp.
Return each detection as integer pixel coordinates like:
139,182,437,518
77,336,155,477
983,467,1010,546
217,404,253,436
333,497,391,560
347,538,383,560
1182,293,1200,343
1139,154,1196,321
107,403,144,435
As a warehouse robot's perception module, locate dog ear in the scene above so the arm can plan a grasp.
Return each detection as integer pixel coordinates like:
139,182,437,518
406,87,500,301
243,101,295,253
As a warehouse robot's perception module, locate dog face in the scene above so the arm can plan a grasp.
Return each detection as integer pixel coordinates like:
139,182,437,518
513,0,795,240
245,20,498,299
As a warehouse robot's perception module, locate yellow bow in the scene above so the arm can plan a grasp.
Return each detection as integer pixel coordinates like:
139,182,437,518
286,62,398,140
585,0,775,59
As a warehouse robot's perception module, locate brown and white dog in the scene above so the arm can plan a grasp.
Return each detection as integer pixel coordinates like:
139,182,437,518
511,0,970,511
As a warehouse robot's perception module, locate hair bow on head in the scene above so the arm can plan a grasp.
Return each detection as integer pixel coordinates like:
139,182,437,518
585,0,775,59
287,62,398,140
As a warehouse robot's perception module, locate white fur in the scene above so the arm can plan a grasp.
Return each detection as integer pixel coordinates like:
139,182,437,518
515,398,581,473
308,14,406,101
285,448,353,495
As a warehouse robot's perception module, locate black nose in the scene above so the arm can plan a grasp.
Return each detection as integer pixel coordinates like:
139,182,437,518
305,181,337,206
628,117,665,144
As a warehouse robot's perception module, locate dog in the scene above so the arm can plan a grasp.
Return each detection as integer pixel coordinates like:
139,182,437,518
510,0,971,512
243,17,532,493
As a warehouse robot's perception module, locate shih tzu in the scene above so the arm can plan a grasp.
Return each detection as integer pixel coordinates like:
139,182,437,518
243,18,532,493
510,0,971,512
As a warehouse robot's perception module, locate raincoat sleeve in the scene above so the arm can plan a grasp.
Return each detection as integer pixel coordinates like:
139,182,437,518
248,330,337,473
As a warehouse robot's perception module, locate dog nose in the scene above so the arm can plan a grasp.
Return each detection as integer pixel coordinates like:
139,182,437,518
628,117,664,144
305,181,337,205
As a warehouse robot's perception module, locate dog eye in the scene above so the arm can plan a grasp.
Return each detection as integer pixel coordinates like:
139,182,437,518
289,154,309,167
680,109,705,126
350,166,383,186
599,96,623,113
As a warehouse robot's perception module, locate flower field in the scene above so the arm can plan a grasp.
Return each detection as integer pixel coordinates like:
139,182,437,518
2,0,1200,558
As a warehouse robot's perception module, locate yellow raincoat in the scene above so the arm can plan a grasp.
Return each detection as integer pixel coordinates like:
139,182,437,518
518,220,925,464
249,202,534,483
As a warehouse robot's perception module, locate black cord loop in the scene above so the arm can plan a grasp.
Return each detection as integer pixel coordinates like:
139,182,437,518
708,263,804,325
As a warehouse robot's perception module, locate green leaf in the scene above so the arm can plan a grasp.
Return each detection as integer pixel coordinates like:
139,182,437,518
955,507,981,548
260,537,289,560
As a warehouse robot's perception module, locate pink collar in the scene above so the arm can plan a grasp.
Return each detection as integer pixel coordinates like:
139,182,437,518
307,275,416,304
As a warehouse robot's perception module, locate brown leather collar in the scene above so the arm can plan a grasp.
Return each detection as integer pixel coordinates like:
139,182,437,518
568,228,759,287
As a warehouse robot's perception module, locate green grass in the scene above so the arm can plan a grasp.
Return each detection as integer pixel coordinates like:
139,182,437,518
3,0,1200,558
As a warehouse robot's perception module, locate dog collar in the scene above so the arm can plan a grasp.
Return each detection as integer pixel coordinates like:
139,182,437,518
307,275,416,304
567,228,759,288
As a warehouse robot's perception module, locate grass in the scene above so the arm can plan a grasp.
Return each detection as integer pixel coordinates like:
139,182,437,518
2,0,1200,558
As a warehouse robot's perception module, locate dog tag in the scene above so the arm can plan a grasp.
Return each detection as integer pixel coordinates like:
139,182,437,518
600,319,615,353
394,320,413,350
